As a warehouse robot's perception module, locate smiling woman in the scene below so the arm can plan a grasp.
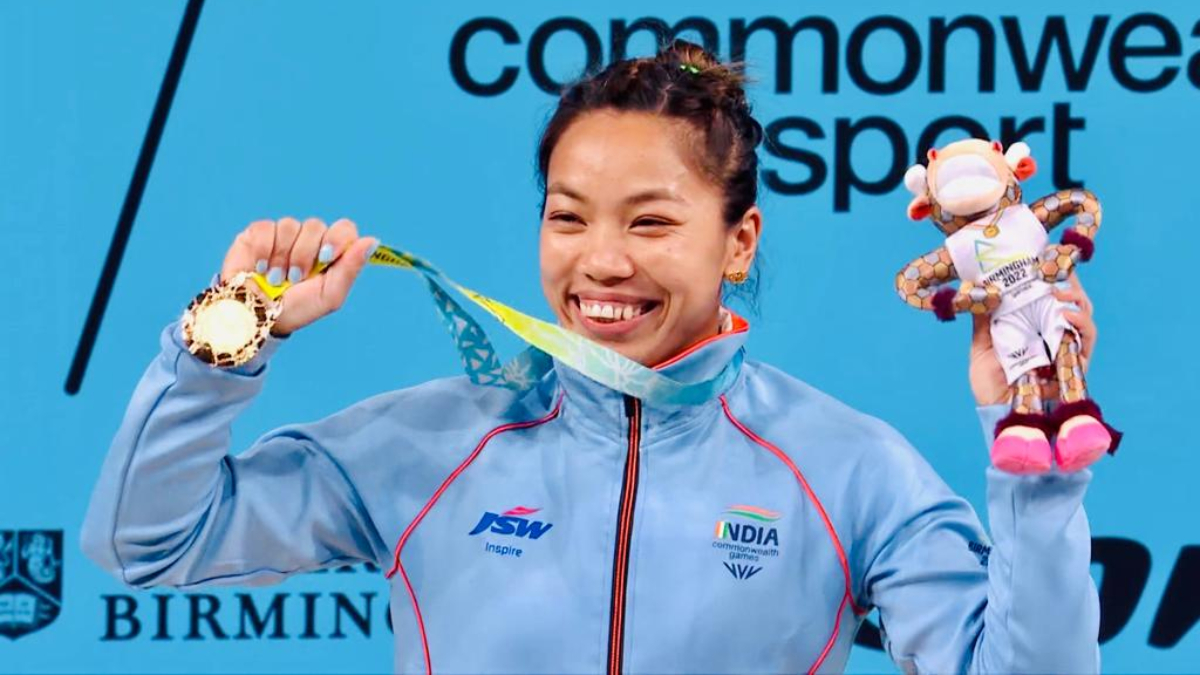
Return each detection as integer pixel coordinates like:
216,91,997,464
83,39,1103,675
540,142,735,363
536,42,764,366
541,122,756,364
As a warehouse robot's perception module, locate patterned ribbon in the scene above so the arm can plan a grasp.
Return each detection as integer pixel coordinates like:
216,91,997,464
252,244,741,406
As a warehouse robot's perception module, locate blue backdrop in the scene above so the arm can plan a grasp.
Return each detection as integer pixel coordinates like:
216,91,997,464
3,1,1197,672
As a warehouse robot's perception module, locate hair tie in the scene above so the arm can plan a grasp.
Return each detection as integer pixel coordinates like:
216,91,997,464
679,63,701,75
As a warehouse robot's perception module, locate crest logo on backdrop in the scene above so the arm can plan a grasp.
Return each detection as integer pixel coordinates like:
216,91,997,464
0,530,63,639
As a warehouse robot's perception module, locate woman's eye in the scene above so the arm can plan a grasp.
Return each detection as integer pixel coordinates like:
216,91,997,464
633,218,670,227
550,213,581,223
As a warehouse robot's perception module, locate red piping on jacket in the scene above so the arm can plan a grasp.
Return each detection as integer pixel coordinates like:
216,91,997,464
652,311,749,370
719,395,867,675
384,396,564,675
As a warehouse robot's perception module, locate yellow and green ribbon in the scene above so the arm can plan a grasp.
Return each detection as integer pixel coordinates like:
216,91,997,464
250,245,741,406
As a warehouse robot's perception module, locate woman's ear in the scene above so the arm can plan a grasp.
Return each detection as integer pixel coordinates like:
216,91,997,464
725,205,763,274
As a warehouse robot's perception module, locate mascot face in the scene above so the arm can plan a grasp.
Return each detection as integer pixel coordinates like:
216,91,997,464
927,139,1011,216
904,138,1037,234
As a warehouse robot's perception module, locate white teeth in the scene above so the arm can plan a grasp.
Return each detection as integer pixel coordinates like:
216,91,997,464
579,300,647,322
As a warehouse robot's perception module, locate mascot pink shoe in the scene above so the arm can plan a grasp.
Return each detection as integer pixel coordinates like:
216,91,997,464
1053,400,1121,472
991,415,1054,474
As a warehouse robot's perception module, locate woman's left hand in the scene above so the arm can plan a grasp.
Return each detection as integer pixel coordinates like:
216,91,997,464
968,274,1098,406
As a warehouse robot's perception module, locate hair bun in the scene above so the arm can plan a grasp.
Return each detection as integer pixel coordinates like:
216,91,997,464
661,39,722,71
659,40,750,116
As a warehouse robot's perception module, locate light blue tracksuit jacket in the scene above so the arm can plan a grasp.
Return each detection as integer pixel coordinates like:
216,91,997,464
82,319,1100,674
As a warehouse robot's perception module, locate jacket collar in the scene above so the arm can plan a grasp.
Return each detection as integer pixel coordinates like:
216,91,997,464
552,311,749,440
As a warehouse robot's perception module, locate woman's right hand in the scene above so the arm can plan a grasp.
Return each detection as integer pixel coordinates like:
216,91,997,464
220,217,377,336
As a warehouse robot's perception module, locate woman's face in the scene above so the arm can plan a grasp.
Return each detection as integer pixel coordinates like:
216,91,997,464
540,110,760,366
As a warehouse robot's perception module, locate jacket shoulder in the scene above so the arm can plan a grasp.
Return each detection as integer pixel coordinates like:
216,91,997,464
257,374,558,474
336,374,552,430
731,360,977,600
732,359,922,468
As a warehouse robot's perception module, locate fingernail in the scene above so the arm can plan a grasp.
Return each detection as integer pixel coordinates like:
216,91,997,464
255,259,268,274
318,244,334,263
267,267,284,285
365,240,380,261
287,265,303,284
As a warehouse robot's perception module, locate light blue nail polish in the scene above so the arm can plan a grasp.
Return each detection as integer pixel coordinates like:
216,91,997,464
318,244,334,263
267,267,284,286
288,265,303,283
255,259,268,274
366,241,380,259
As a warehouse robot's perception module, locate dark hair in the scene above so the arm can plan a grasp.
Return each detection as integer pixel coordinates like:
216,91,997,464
535,40,765,306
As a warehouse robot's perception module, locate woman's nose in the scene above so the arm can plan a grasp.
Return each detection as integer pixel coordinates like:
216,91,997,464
578,229,635,283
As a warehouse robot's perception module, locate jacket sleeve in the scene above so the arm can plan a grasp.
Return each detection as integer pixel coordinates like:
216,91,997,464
859,404,1100,674
80,321,388,589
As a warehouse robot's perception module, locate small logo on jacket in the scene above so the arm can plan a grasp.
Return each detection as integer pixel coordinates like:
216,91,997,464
968,541,992,568
470,506,552,558
469,506,553,539
0,530,63,639
723,562,762,580
712,505,781,580
714,505,781,547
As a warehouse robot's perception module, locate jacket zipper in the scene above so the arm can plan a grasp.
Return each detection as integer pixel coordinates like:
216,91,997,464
607,394,641,675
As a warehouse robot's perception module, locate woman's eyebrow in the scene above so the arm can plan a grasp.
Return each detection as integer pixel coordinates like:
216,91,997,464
625,188,685,205
546,183,586,201
546,184,686,206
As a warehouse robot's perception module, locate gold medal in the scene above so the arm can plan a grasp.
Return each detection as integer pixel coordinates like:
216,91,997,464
181,272,282,368
981,204,1005,238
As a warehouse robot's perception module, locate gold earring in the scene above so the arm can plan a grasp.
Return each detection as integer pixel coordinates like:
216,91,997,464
724,270,747,285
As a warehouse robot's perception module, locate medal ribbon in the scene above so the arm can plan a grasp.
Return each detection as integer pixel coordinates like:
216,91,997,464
251,245,741,406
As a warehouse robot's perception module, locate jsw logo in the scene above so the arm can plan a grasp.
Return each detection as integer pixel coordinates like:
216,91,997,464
468,506,553,540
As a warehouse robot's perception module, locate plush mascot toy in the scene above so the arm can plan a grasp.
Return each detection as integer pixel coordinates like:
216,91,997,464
897,138,1121,473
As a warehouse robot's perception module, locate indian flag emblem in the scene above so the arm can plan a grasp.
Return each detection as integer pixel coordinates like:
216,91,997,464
723,505,781,522
713,505,783,548
715,505,782,539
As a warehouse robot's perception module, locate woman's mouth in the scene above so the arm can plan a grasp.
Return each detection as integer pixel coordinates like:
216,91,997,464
572,296,660,338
